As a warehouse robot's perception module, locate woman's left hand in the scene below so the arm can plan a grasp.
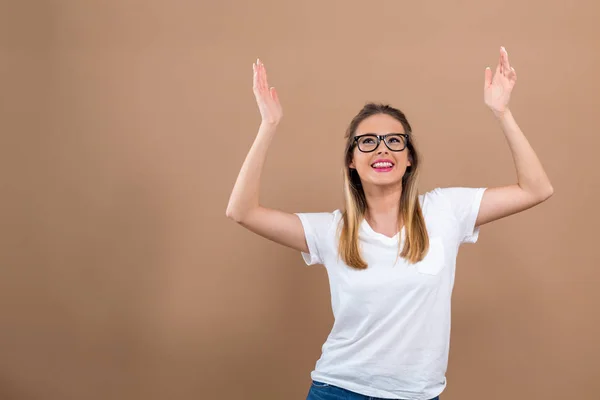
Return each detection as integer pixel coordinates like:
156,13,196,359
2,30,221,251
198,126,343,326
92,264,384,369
484,46,517,117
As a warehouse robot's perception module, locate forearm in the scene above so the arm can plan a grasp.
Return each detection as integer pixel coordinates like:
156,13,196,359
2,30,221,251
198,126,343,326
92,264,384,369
495,109,554,197
226,122,278,220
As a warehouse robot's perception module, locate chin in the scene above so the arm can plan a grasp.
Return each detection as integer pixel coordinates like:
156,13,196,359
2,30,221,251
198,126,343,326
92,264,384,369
366,174,404,187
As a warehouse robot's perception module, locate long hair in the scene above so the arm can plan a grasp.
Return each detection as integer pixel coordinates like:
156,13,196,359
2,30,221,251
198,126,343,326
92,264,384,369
338,103,429,269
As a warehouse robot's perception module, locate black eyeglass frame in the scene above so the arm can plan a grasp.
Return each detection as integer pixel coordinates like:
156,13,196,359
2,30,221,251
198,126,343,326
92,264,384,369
352,133,410,153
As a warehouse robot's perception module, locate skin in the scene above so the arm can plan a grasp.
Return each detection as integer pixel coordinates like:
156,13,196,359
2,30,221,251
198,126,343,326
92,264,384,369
349,114,412,238
226,47,554,255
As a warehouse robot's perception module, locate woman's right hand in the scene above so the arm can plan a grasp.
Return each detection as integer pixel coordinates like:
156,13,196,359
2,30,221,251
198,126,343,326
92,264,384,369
253,59,283,126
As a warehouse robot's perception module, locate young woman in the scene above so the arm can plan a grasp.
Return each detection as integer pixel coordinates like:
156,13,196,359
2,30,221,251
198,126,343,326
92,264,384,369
226,47,553,400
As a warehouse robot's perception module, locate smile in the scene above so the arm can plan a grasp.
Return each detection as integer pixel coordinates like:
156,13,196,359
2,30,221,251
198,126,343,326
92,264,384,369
371,160,395,172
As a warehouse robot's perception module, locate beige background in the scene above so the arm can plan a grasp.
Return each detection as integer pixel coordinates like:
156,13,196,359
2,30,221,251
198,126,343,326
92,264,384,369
1,1,599,399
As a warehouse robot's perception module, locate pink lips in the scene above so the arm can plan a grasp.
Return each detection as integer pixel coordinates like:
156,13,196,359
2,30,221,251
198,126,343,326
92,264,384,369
371,159,394,173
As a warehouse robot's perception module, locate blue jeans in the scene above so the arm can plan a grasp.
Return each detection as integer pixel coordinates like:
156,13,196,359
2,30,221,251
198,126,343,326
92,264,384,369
306,380,440,400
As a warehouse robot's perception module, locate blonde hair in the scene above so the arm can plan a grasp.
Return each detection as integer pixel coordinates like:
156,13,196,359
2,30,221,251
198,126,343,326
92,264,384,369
338,103,429,269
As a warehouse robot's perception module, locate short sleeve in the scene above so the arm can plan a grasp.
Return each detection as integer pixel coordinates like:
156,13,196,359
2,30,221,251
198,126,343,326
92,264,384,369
435,187,487,244
294,211,338,266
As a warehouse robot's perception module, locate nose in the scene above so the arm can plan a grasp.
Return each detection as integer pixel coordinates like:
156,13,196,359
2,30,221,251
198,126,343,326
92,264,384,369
376,143,389,154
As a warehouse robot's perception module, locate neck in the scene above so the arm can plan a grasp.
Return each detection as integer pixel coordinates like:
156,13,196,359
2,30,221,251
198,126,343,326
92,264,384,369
362,183,403,229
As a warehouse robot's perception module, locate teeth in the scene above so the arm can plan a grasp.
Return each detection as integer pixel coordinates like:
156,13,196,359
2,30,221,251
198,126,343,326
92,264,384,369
372,162,393,168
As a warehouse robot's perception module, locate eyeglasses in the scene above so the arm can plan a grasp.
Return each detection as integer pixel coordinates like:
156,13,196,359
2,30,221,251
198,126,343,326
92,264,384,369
353,133,409,153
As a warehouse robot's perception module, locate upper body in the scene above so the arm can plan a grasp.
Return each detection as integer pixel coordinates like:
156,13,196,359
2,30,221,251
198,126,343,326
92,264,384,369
296,186,486,399
226,50,553,400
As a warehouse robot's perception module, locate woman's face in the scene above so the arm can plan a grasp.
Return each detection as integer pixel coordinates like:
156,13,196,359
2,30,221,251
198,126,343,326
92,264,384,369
349,113,411,188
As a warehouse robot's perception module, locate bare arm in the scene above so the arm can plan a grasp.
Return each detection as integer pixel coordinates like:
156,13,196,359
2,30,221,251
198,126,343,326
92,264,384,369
475,110,553,228
225,59,308,254
476,46,553,228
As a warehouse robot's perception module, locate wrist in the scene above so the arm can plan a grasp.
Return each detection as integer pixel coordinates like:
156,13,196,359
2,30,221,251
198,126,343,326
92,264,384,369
260,120,279,129
492,107,511,120
258,121,279,137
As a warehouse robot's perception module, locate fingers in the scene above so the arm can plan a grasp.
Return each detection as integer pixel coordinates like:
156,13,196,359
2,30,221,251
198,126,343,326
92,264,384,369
252,60,262,97
501,47,510,74
501,46,515,79
253,61,261,95
256,59,264,91
260,60,269,91
258,59,268,92
252,60,260,91
256,59,263,92
484,67,493,87
253,58,281,111
253,58,272,95
501,47,517,82
507,66,517,83
495,58,501,77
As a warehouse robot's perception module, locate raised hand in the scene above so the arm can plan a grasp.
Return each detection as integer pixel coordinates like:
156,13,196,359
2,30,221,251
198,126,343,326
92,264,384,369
253,59,283,126
484,46,517,117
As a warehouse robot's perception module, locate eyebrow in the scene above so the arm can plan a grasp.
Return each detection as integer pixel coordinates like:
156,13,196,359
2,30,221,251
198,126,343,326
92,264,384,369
357,132,406,135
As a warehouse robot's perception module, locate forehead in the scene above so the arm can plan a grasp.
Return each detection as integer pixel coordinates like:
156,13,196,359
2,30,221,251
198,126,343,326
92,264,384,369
355,113,405,136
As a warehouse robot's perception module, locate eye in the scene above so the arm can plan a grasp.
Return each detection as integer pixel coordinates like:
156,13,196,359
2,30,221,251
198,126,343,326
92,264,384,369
363,138,375,144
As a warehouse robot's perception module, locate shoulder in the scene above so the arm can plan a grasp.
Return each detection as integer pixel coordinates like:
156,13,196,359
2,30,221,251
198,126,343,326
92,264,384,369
295,209,343,236
421,187,486,207
419,187,447,212
421,186,487,232
294,210,343,266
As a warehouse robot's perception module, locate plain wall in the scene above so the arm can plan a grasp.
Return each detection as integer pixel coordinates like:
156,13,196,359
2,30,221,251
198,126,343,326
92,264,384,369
1,0,599,399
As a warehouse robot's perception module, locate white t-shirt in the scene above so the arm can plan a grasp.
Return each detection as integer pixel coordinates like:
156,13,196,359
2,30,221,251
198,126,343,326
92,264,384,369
295,187,487,400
